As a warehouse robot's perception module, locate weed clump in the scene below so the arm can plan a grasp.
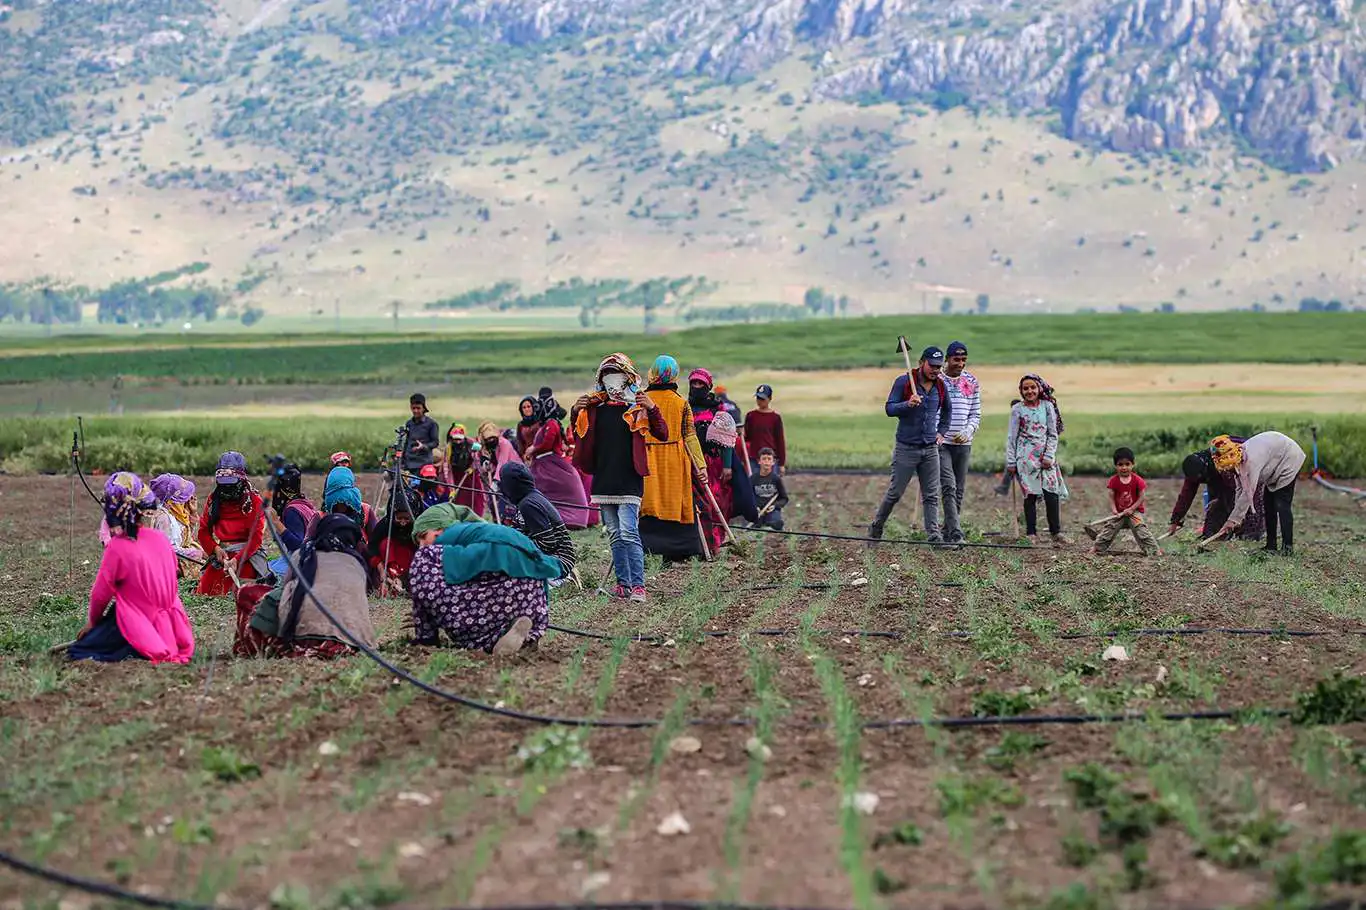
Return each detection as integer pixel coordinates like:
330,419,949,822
1291,673,1366,725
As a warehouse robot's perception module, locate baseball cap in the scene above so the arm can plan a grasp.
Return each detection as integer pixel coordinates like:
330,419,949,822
920,346,945,366
755,383,773,400
946,340,968,357
419,464,438,479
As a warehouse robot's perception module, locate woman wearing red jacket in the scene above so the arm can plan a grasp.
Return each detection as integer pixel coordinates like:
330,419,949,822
196,451,267,595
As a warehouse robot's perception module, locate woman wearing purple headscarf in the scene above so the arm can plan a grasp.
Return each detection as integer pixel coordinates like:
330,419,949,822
70,473,195,664
196,452,266,595
148,474,204,577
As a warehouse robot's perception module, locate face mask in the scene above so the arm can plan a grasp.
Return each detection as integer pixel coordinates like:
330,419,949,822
689,386,709,407
219,483,244,501
603,373,632,401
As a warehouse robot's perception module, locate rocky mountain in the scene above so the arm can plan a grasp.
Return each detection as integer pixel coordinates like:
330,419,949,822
350,0,1365,172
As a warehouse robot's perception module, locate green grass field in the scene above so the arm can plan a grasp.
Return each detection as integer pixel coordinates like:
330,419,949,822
2,312,1364,385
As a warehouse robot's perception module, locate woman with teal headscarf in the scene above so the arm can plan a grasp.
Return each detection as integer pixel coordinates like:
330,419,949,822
406,502,559,654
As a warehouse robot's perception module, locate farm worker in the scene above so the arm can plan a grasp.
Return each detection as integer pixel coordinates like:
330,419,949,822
689,367,756,549
311,466,376,544
327,453,379,540
415,463,447,511
940,341,981,544
406,502,557,654
477,420,520,519
1005,374,1070,547
635,354,706,563
438,423,488,518
744,383,786,475
369,494,418,594
713,384,744,427
869,346,953,544
522,392,594,530
749,448,790,530
1213,431,1306,555
499,461,577,581
267,462,316,556
196,452,267,595
147,473,204,579
70,473,195,664
514,395,540,455
404,392,441,473
1167,442,1266,542
233,513,376,660
1089,447,1162,556
571,353,669,600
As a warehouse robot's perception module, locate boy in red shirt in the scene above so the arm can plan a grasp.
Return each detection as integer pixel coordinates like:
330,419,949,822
1089,447,1161,556
743,383,786,475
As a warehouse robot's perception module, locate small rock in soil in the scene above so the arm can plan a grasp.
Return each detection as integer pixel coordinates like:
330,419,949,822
317,741,340,756
656,811,691,836
769,805,787,818
1102,645,1129,662
397,791,433,806
398,842,426,858
1155,665,1168,684
669,736,702,754
745,736,773,761
889,563,901,570
580,872,611,896
857,673,875,687
845,791,880,816
851,578,869,587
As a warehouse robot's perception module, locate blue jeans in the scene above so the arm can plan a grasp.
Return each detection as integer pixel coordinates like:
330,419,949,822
599,502,645,589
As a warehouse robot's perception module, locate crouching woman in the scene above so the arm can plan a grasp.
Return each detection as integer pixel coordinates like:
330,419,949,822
233,514,377,659
70,473,195,664
408,503,561,655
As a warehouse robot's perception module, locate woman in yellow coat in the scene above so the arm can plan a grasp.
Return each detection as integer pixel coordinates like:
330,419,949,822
639,354,711,559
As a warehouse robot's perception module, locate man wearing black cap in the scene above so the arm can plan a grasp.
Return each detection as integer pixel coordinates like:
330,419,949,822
404,393,441,473
869,346,953,543
939,340,980,543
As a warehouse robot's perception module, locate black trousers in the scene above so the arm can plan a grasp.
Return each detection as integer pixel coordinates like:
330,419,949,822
1024,491,1061,536
1263,481,1296,549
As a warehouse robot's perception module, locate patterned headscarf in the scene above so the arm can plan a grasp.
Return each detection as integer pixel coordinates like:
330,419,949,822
104,472,156,539
323,466,363,514
708,410,738,448
214,451,249,486
413,502,485,538
1210,435,1245,472
649,354,680,386
150,473,195,505
477,420,501,442
1019,373,1064,435
575,353,651,439
688,367,714,389
594,353,641,391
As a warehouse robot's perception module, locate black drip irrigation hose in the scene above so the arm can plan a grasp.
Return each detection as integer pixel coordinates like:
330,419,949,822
262,524,1325,734
547,623,1366,645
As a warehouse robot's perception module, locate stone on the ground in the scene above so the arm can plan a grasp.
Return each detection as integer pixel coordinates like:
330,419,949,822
1102,645,1129,662
745,736,773,761
845,791,880,815
669,735,702,754
656,810,691,836
317,741,339,756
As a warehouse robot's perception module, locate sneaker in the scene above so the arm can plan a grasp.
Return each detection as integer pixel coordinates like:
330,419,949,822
611,584,629,599
947,530,966,544
1051,533,1071,548
927,534,944,546
629,586,648,603
492,616,533,656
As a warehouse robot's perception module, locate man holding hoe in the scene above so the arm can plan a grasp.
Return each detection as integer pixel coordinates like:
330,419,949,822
868,339,953,544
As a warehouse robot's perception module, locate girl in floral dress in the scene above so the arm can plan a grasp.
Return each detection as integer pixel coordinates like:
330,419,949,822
1005,373,1070,547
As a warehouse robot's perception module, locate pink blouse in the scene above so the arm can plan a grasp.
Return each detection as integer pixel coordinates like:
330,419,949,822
89,530,195,664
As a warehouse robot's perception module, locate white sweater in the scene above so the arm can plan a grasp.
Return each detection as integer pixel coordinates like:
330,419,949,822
1228,431,1306,526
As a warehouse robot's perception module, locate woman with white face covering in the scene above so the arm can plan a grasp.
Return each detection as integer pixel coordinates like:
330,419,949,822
570,353,668,602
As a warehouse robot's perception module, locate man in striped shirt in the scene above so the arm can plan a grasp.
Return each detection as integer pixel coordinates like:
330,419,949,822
940,341,981,544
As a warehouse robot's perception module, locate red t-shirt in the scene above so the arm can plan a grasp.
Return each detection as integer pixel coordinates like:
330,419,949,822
1108,473,1147,513
743,409,786,466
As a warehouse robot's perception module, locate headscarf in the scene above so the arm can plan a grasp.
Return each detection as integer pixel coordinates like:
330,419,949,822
1183,452,1213,480
447,423,475,474
282,513,367,643
330,451,351,468
477,420,501,443
499,461,563,538
207,452,254,527
104,472,157,539
323,466,363,514
150,473,195,530
574,353,651,439
688,367,716,409
270,463,305,515
1210,435,1245,472
518,396,540,427
649,354,680,386
708,410,738,448
540,396,566,423
413,502,485,538
1019,373,1065,435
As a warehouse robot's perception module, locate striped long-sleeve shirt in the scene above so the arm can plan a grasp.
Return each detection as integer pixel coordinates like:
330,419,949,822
527,522,576,579
943,371,982,444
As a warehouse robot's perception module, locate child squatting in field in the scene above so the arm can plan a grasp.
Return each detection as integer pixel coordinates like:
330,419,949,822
1085,447,1162,556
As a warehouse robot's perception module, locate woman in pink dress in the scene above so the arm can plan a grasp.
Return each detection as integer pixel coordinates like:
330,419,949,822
70,472,195,664
522,394,593,529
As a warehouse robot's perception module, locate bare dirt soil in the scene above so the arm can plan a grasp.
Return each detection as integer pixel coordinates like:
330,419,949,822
1,472,1364,909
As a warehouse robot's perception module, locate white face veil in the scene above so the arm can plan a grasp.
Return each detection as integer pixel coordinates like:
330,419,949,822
602,371,632,402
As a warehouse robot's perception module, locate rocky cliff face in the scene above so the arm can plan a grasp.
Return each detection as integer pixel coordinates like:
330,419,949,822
358,0,1366,171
